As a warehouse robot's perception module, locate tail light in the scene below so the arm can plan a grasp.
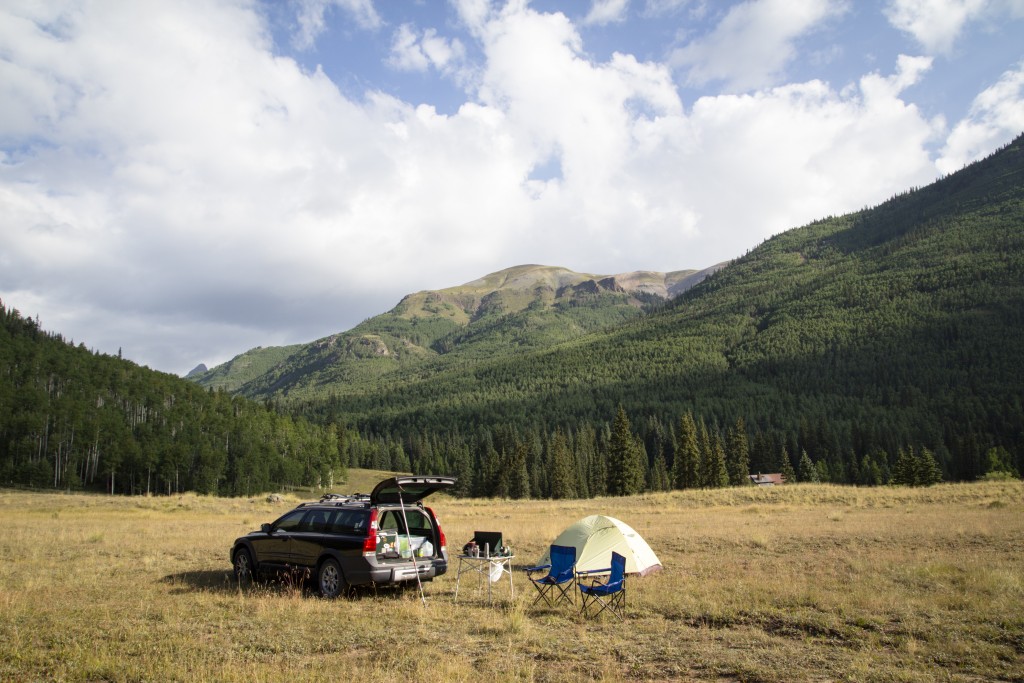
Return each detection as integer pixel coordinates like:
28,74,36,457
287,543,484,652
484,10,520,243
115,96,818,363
427,507,447,551
362,509,379,555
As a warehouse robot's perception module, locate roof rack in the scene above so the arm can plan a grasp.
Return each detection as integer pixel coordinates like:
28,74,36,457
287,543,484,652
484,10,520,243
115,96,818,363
313,492,371,505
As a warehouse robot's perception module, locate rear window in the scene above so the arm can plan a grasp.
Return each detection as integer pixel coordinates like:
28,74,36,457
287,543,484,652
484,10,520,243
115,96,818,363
379,509,431,534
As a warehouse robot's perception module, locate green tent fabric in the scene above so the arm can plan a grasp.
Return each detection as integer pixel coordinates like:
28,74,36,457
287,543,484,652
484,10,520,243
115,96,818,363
538,515,662,577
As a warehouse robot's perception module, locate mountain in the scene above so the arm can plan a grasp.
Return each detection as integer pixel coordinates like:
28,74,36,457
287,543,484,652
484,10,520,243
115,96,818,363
191,135,1024,485
191,264,722,397
189,344,303,392
287,134,1024,481
185,363,208,378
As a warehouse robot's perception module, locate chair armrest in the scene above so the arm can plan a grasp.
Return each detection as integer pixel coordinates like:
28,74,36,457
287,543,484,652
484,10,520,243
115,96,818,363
523,563,551,574
576,567,611,577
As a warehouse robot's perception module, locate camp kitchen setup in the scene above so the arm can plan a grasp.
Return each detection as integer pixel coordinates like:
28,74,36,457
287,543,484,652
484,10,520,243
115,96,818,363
450,515,661,619
453,530,515,604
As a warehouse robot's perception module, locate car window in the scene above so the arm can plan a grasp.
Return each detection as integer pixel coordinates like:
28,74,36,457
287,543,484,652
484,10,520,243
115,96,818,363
273,510,305,532
404,509,428,531
379,510,402,533
378,509,430,534
298,510,329,533
327,509,368,534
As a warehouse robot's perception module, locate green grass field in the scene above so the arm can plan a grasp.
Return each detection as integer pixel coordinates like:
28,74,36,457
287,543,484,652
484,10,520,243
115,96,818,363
1,477,1022,681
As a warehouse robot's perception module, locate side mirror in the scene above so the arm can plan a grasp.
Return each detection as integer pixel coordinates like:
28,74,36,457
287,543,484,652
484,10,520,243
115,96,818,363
261,523,273,534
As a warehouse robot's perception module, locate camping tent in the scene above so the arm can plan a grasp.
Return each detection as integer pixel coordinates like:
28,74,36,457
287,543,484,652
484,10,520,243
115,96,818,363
538,515,662,576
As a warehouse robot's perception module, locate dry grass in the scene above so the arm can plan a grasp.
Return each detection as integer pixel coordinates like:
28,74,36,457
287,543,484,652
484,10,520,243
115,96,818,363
1,480,1022,682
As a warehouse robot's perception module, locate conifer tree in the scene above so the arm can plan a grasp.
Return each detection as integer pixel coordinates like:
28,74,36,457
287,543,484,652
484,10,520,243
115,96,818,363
891,447,917,486
390,441,410,472
915,447,944,486
592,432,609,496
697,419,713,487
706,431,730,488
697,422,728,488
608,406,645,495
571,430,591,499
814,459,830,483
495,449,512,499
448,442,474,497
778,446,796,483
725,417,750,486
548,430,576,499
798,450,819,482
497,444,532,499
649,448,670,491
672,412,700,489
473,437,500,497
628,434,650,494
589,449,608,497
529,431,548,498
859,453,883,485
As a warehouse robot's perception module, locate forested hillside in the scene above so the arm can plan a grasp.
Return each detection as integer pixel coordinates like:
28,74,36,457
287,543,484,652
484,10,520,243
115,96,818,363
282,135,1024,492
0,304,346,495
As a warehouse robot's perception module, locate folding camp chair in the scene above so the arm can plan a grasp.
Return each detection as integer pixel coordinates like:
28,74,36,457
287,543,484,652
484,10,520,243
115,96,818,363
578,551,627,620
525,544,576,607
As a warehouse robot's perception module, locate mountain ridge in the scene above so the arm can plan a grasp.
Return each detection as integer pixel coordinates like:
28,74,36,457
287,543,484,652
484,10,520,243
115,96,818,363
189,263,724,393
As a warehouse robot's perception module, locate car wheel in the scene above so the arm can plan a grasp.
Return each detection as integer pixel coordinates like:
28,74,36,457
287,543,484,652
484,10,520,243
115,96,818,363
233,548,254,588
318,558,347,599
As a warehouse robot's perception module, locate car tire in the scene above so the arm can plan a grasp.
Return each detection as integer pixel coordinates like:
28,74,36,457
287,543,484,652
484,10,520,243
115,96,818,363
318,558,347,599
233,548,254,588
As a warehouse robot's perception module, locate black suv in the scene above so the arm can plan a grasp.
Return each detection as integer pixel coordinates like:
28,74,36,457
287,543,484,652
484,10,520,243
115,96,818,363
231,476,455,597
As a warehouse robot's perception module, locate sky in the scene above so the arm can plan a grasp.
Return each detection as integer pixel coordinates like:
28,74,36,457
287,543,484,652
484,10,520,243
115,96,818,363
2,0,1023,376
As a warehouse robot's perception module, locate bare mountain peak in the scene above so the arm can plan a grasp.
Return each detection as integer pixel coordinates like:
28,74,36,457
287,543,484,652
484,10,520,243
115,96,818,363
451,264,706,298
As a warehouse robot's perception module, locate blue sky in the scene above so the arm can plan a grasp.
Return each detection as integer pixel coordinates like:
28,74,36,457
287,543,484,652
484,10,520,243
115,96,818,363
1,0,1022,375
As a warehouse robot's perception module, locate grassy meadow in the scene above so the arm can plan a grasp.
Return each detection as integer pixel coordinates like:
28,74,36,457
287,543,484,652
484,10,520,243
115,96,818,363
1,475,1022,682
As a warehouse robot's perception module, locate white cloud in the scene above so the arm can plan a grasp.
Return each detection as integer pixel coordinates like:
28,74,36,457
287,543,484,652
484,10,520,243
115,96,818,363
667,59,942,243
389,24,432,71
389,24,466,74
642,0,696,15
584,0,631,25
884,0,1024,54
670,0,847,91
291,0,382,50
884,0,987,54
937,62,1024,172
453,0,496,36
470,5,940,268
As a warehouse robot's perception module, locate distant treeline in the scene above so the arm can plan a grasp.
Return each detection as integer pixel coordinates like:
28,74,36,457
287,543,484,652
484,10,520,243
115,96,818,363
308,401,1017,497
0,302,346,495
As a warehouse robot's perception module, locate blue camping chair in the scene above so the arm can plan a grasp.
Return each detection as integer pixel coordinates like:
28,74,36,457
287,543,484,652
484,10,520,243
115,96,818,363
578,551,627,620
525,545,577,607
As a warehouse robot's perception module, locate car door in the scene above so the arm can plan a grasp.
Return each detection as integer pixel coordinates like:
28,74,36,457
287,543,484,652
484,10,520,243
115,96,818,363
251,509,305,568
289,509,329,569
